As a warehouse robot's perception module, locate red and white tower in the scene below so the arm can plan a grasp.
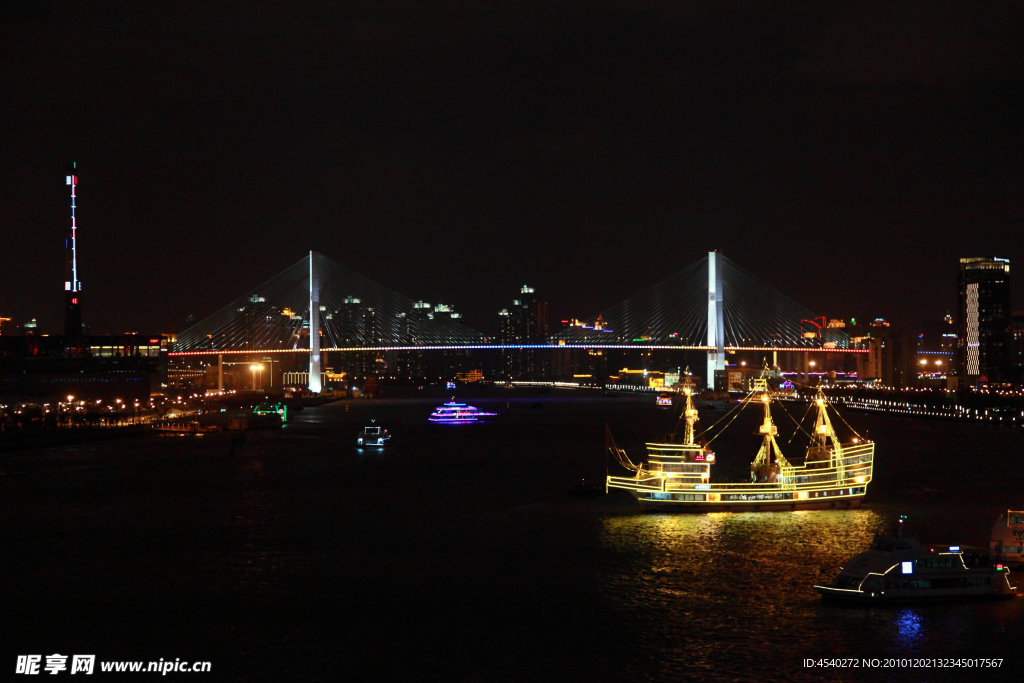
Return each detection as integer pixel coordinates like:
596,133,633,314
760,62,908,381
64,162,83,337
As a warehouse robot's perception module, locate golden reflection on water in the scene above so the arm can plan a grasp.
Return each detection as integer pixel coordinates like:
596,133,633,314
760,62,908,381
597,509,897,677
601,509,888,570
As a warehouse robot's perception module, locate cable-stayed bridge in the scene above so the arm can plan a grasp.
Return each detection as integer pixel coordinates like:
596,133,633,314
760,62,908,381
171,251,863,391
174,251,486,352
553,252,850,349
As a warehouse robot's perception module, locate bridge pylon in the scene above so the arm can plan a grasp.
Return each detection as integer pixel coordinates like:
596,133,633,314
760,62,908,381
308,250,322,393
707,251,725,390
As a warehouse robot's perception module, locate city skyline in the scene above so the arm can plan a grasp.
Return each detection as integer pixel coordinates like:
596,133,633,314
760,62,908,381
2,3,1022,335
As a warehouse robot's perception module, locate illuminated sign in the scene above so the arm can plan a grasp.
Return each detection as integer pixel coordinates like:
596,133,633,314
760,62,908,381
901,561,913,575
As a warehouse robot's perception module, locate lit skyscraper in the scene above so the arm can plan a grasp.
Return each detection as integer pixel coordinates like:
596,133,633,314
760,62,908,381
957,257,1010,384
496,285,549,379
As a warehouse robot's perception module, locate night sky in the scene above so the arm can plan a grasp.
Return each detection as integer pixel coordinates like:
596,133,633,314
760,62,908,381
3,2,1022,336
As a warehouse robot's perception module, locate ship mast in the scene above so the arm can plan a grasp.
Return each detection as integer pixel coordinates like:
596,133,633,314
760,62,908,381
750,379,790,482
682,385,699,446
805,388,840,467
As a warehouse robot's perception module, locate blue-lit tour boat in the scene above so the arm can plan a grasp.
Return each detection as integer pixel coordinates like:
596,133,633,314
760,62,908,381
815,521,1017,603
605,379,875,511
428,400,497,424
356,419,391,447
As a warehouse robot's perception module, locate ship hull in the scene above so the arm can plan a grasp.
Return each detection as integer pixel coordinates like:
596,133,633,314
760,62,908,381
625,486,867,512
814,584,1014,604
635,494,864,513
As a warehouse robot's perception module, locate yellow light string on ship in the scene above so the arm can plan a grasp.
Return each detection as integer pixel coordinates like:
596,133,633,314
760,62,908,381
788,380,869,443
697,387,757,447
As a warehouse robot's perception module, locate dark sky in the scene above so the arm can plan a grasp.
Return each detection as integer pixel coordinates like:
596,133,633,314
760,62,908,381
3,1,1022,335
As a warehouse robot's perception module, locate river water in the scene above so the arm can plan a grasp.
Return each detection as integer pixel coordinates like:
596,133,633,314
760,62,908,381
4,388,1023,681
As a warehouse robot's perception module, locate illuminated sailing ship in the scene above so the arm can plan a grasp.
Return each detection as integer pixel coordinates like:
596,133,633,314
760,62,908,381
605,379,875,511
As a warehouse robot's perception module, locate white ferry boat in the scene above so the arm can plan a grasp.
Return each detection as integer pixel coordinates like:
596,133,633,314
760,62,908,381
428,400,497,424
356,420,391,447
815,523,1016,603
605,380,874,511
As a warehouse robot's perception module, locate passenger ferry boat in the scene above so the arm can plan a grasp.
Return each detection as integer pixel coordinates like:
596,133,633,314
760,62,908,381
815,522,1016,603
428,400,497,424
356,420,391,447
605,379,875,511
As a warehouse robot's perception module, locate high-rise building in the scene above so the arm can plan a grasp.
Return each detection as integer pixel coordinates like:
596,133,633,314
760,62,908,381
912,314,956,386
496,285,549,379
1008,313,1024,383
957,257,1011,384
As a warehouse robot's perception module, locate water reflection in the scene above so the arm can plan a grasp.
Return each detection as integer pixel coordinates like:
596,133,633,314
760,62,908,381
894,608,924,647
597,509,890,678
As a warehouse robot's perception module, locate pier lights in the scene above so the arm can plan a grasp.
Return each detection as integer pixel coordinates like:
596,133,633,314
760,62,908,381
250,363,264,391
63,395,75,427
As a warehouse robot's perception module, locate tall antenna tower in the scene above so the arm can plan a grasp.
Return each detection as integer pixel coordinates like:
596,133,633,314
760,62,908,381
64,162,83,337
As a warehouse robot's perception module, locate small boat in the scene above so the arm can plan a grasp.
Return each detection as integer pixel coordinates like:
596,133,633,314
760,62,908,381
356,420,391,447
605,378,874,511
655,393,674,407
428,400,497,424
815,520,1017,603
991,510,1024,568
